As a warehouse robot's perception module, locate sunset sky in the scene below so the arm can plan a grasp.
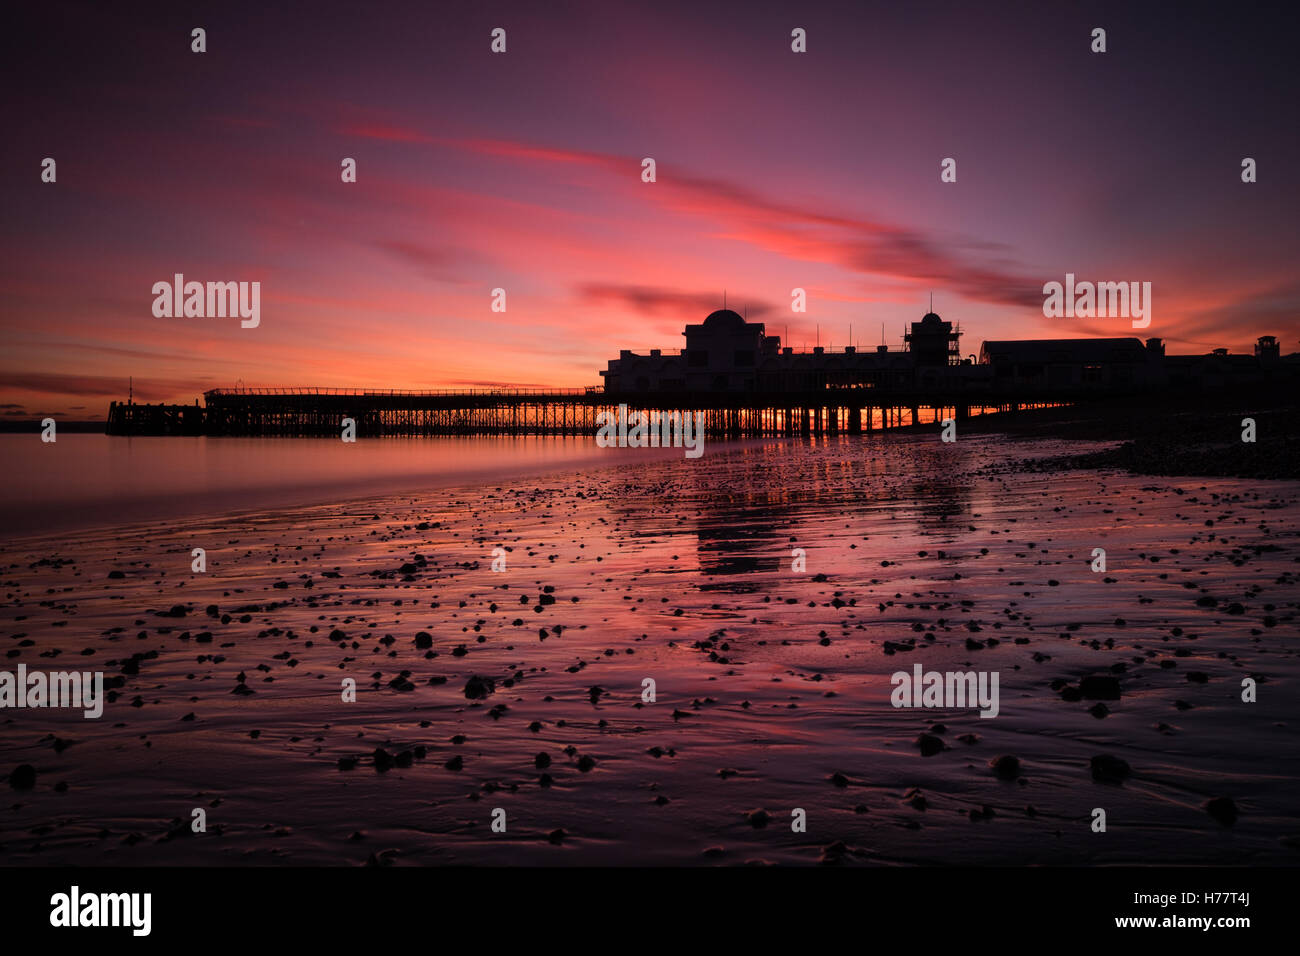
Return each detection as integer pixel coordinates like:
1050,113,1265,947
3,0,1297,418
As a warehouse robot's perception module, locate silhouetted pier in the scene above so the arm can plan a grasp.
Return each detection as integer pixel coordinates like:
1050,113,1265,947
105,386,1069,437
105,400,205,436
102,307,1294,438
204,387,601,437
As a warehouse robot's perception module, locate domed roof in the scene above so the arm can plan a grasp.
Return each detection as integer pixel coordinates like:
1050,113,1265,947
920,311,943,323
703,308,746,329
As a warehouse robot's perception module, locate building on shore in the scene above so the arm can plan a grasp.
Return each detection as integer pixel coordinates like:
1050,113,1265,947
977,337,1164,388
600,308,968,393
600,308,1294,394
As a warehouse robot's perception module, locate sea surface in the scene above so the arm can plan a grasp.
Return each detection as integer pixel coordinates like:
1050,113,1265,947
1,432,1298,865
1,434,684,538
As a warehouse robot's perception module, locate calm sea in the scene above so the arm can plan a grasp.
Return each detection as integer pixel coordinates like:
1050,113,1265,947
1,434,687,539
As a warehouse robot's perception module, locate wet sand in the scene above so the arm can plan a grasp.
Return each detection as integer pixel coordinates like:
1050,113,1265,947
2,433,1298,865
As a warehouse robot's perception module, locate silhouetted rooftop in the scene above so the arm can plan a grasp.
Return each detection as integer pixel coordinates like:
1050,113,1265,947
701,308,747,330
981,338,1148,362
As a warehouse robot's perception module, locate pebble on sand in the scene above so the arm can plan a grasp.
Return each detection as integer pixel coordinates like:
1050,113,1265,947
8,764,37,790
744,808,771,828
1089,754,1132,784
1204,796,1238,826
463,675,496,700
915,733,945,757
989,754,1022,779
1079,675,1122,700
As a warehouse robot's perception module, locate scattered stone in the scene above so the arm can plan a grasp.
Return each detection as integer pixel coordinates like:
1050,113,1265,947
1204,797,1238,826
989,754,1022,779
1079,675,1122,700
8,764,36,790
1089,754,1132,784
915,733,944,757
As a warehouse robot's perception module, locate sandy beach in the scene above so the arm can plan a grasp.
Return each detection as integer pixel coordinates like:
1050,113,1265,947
2,432,1298,865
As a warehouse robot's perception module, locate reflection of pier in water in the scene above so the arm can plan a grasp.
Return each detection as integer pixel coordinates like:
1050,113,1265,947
603,440,976,592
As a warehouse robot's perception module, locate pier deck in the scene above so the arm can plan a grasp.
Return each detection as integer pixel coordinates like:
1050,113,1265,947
105,386,1083,437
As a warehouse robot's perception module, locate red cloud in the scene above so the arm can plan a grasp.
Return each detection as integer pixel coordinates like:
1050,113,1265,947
451,137,1043,309
0,371,195,401
578,283,777,319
